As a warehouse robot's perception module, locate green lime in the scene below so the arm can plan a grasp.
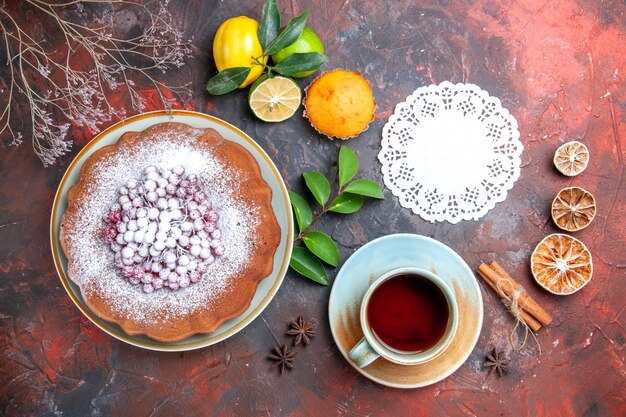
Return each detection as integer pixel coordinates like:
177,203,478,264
248,74,301,122
270,27,325,78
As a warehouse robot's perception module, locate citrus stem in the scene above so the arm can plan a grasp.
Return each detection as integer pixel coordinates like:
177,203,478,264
252,55,272,71
251,56,283,78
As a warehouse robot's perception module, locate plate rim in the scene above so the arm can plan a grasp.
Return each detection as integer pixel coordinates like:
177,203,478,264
50,110,294,351
328,233,483,388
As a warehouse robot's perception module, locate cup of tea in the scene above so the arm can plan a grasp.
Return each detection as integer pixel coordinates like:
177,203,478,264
348,267,459,368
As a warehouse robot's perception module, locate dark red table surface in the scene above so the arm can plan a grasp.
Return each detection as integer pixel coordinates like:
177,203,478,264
1,1,625,416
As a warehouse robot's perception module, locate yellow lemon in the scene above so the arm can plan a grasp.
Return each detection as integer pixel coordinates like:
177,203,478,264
213,16,267,88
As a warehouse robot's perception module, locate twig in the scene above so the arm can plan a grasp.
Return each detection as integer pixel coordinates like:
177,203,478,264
294,186,347,241
0,0,194,166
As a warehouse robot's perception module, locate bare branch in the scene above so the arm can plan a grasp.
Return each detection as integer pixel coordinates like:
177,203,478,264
0,0,194,166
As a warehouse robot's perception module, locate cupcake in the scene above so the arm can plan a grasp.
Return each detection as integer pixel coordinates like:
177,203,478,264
303,69,375,140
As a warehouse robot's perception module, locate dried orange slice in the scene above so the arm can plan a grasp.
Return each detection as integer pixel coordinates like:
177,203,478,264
530,233,593,295
551,186,596,232
553,141,589,176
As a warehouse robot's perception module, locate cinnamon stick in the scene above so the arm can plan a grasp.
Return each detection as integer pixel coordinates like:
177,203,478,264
489,261,552,326
477,262,552,330
476,268,543,332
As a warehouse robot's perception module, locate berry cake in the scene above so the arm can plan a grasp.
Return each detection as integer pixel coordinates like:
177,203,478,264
60,122,280,342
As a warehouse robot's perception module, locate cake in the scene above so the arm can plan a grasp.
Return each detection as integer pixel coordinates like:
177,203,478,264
60,122,281,342
303,69,375,139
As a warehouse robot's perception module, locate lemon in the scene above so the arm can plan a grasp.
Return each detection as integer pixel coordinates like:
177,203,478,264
551,186,596,232
553,140,589,176
248,75,301,122
531,234,593,295
271,27,325,78
213,16,267,88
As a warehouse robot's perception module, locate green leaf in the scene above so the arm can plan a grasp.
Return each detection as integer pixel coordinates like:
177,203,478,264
302,231,340,267
263,10,309,56
338,145,358,187
290,246,329,285
258,0,280,50
344,179,384,199
328,192,364,214
303,171,330,206
274,52,328,77
206,67,252,95
289,191,312,233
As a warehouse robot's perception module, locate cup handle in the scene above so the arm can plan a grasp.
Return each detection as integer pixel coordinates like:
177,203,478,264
348,337,380,368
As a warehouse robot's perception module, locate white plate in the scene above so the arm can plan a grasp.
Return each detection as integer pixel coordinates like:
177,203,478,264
329,234,483,388
50,110,293,351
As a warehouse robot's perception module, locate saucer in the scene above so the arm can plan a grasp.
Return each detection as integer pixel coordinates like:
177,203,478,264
328,234,483,388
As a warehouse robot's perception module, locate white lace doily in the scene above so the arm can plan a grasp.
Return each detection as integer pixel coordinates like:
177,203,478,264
379,82,522,224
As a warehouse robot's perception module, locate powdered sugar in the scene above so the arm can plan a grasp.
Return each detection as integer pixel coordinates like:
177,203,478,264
104,165,224,293
66,129,258,324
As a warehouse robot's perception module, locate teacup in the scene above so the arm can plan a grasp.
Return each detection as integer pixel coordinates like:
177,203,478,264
348,267,458,368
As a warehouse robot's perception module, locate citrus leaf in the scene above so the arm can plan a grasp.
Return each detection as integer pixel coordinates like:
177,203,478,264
302,231,340,267
274,53,328,77
289,190,312,233
303,171,330,206
206,67,252,95
290,246,329,285
344,179,384,199
263,10,309,56
338,145,358,187
258,0,280,50
328,192,364,214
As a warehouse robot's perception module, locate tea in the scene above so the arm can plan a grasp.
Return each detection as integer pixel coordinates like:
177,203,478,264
366,273,450,353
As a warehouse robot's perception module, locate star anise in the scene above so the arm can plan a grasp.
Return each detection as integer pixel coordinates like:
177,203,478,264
484,348,511,377
268,343,296,374
286,315,316,346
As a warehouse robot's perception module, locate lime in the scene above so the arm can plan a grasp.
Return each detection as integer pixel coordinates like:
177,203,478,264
271,27,325,78
248,75,301,122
